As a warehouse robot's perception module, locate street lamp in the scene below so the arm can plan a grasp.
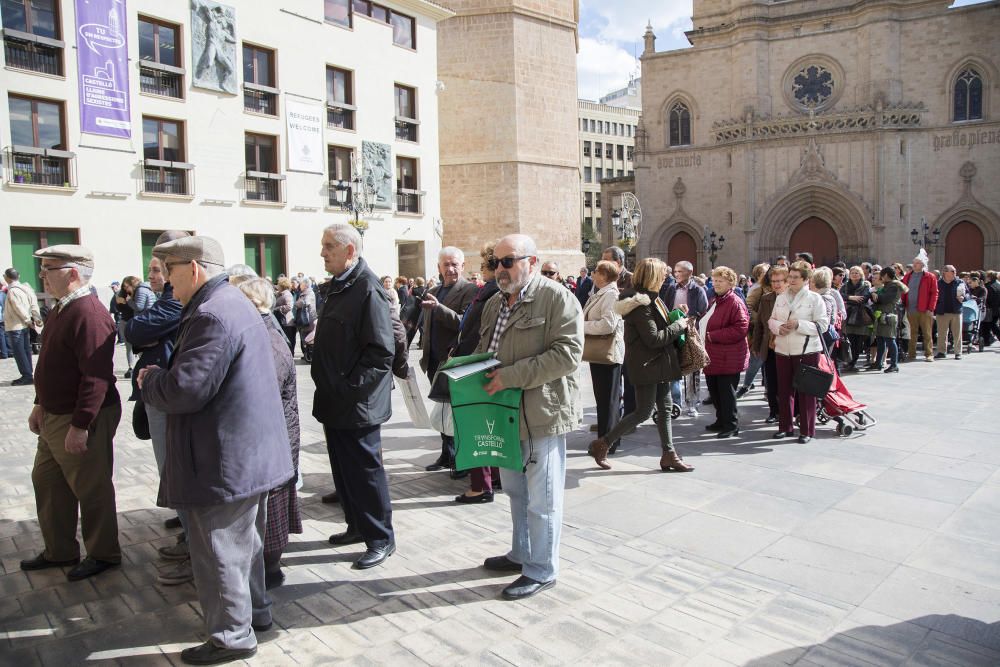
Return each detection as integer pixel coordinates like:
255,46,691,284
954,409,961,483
332,164,375,236
581,237,592,255
703,227,725,268
910,217,940,247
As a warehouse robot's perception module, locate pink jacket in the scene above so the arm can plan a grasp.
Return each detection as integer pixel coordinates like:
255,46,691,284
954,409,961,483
702,289,750,376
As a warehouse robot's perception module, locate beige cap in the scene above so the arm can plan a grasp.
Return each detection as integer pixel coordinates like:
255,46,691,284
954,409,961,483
153,235,225,267
33,244,95,268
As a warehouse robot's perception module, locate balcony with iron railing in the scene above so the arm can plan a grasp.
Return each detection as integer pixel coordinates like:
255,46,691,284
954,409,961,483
327,103,355,131
243,83,279,116
4,146,76,188
243,171,285,204
396,190,422,214
2,28,64,76
139,61,184,99
395,117,418,142
140,160,194,197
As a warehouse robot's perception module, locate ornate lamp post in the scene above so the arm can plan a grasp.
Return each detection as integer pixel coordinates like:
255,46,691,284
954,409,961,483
332,164,376,237
910,217,940,247
610,192,642,268
702,226,725,269
581,237,591,255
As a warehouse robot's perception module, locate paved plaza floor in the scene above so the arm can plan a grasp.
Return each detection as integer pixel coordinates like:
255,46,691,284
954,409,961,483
1,343,999,666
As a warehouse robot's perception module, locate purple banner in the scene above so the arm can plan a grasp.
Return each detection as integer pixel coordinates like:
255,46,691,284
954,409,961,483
75,0,131,138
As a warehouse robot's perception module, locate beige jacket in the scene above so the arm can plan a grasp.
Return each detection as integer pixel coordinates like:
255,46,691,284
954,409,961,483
768,287,829,356
4,281,41,332
476,273,583,439
582,283,624,364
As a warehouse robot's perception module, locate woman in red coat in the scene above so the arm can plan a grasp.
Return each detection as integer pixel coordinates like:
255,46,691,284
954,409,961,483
700,266,750,437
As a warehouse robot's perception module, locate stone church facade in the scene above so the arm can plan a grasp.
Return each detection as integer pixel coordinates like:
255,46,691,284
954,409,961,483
635,0,1000,274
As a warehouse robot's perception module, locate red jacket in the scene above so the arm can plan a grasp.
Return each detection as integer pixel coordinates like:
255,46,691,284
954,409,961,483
901,270,939,313
703,289,750,376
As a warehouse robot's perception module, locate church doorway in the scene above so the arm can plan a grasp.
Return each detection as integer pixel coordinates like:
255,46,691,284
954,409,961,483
944,221,984,270
789,217,839,266
668,231,699,274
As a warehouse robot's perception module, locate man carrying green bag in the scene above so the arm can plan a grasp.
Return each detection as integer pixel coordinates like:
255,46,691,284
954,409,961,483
472,234,583,602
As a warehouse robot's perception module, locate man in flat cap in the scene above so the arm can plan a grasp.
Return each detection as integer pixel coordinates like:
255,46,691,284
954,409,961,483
20,245,122,582
138,235,292,665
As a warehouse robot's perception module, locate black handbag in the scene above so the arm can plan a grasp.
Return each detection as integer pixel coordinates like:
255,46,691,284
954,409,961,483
793,322,835,398
846,304,874,327
132,400,151,441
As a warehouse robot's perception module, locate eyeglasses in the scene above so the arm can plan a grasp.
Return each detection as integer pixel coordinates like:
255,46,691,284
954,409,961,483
487,255,529,271
39,265,73,274
541,270,557,277
164,260,192,276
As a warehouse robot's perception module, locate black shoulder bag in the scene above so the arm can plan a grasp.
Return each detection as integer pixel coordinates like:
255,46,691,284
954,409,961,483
792,321,835,399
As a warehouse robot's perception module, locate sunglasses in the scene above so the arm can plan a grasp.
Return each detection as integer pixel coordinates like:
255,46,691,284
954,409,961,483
487,255,529,271
541,270,557,277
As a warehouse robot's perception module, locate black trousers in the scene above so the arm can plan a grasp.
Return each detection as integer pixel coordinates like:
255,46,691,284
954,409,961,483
706,373,740,431
621,364,637,416
589,362,622,448
763,350,779,416
323,424,394,546
846,334,868,367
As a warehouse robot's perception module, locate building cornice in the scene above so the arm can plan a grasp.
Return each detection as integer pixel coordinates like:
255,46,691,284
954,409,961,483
443,6,577,32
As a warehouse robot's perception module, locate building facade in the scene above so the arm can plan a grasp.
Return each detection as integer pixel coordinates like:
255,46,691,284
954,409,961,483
578,101,640,237
0,0,452,291
636,0,1000,273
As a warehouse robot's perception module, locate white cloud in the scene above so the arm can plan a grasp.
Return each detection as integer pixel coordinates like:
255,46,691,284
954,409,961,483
577,37,639,101
580,0,693,45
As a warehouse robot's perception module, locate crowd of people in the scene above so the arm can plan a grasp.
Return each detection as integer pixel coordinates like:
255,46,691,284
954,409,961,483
6,228,1000,665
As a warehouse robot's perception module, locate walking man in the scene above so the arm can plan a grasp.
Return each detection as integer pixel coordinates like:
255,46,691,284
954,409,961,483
20,246,122,582
139,236,292,665
312,224,396,569
477,234,583,600
4,267,42,385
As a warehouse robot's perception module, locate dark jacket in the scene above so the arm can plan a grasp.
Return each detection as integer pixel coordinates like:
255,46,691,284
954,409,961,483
703,289,750,376
453,279,500,357
262,314,300,482
390,308,409,380
661,280,709,319
311,257,395,429
574,275,593,308
613,290,685,386
419,276,477,373
841,279,872,335
125,282,183,401
935,279,964,315
142,275,292,508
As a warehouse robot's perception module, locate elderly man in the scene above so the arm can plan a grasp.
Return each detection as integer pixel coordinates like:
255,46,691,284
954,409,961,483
574,267,592,307
476,234,583,600
139,236,292,665
540,260,562,284
420,247,477,476
601,246,633,293
902,252,939,362
4,267,42,385
661,260,709,416
20,246,121,582
313,224,396,570
935,264,966,360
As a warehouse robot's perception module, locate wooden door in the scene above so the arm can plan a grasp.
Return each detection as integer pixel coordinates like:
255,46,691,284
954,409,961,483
944,221,984,270
667,231,698,274
789,217,839,266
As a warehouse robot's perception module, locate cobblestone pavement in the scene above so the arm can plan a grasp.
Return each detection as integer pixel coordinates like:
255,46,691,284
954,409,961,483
1,343,999,666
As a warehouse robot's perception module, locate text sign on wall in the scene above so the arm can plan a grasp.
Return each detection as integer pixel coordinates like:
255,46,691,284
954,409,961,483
75,0,131,138
286,98,325,173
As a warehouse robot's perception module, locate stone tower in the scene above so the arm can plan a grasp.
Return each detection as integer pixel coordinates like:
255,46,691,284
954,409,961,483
436,0,583,266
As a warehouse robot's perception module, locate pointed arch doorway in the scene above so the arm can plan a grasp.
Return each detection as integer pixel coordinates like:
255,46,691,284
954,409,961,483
668,231,699,274
944,221,984,270
789,217,839,266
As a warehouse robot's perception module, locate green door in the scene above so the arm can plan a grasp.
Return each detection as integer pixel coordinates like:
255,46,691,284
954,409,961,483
9,228,77,291
141,231,163,279
243,234,285,279
244,235,262,275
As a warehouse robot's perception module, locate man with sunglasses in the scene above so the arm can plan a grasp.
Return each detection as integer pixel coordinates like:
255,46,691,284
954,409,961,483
476,234,583,600
540,261,563,285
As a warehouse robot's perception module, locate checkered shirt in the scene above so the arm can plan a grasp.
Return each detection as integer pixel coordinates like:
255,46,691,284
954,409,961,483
487,281,531,353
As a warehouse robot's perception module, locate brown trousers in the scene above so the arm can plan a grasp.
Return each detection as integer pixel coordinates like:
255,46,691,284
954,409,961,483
906,311,935,359
32,404,122,563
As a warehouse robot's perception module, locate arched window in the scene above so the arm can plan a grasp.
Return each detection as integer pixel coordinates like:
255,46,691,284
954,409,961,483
669,101,691,146
954,68,983,122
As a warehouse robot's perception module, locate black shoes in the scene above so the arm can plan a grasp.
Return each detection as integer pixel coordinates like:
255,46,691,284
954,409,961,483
20,553,80,571
716,429,740,438
328,530,364,546
124,368,133,378
67,557,119,581
425,456,450,472
934,353,946,360
180,641,257,665
455,492,494,504
483,555,522,572
264,569,285,590
164,515,183,530
884,365,899,373
10,377,33,386
450,468,469,480
354,541,395,570
798,436,813,444
252,621,273,633
772,431,794,439
765,413,778,424
321,491,340,504
735,385,750,399
501,575,556,600
704,423,723,432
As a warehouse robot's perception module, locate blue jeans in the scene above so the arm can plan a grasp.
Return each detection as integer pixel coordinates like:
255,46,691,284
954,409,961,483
876,336,898,368
0,324,8,357
6,328,33,379
670,380,682,405
741,353,765,390
499,434,566,583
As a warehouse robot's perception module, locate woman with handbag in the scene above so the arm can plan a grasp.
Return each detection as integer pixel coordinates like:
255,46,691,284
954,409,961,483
701,266,750,438
840,266,872,372
751,265,788,424
582,260,624,456
769,260,830,443
869,266,908,373
588,258,693,472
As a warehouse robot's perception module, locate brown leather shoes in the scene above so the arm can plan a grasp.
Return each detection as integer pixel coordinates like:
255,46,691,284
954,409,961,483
588,438,612,470
659,451,694,472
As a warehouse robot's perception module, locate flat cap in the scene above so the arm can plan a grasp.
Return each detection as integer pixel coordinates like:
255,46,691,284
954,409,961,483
153,235,225,267
33,244,95,269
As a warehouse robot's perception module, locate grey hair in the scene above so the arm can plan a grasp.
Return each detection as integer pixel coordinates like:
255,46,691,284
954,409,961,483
236,277,275,313
438,246,465,263
69,263,94,282
200,262,225,278
542,260,560,270
603,246,626,265
944,264,957,273
812,266,832,290
324,223,362,251
674,260,694,273
226,264,258,278
300,278,312,289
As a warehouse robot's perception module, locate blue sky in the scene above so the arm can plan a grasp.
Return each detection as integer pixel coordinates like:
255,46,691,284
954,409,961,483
577,0,991,101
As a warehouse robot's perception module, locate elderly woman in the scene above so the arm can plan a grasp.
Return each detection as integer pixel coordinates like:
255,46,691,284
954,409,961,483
295,278,317,362
702,266,750,438
810,267,840,350
840,266,872,372
275,277,297,355
381,275,401,317
583,260,625,455
769,261,830,443
869,266,908,372
588,258,692,472
738,262,771,398
233,277,302,589
750,265,788,423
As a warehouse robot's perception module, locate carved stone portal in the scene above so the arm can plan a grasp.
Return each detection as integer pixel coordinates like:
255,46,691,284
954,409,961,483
192,0,238,95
